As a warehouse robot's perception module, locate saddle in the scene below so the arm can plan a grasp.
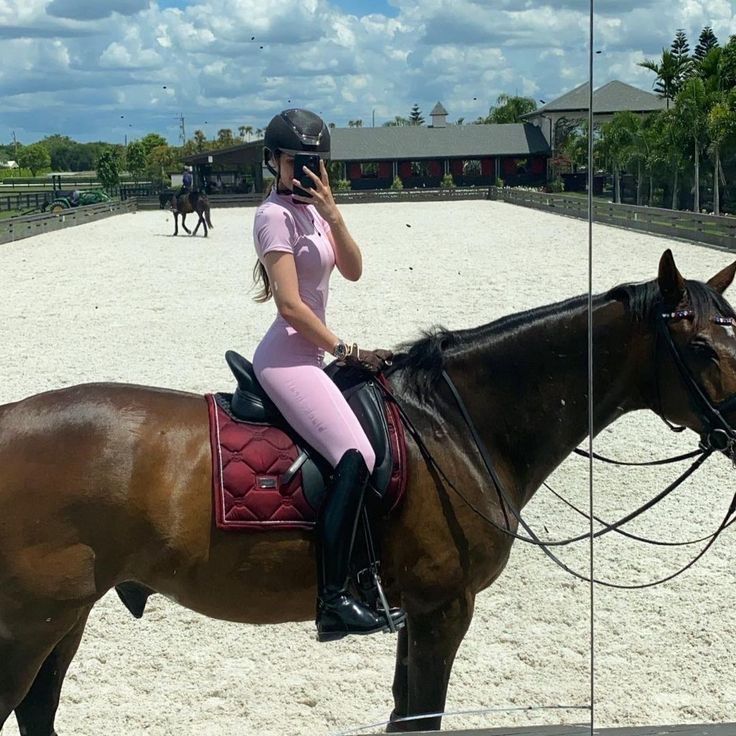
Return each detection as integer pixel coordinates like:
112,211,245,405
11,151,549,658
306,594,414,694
206,350,407,531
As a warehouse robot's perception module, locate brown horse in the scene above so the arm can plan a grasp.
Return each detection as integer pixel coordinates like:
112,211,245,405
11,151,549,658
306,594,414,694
1,250,736,735
169,190,213,237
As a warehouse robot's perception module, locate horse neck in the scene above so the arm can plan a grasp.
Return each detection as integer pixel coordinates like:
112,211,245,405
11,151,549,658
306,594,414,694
443,296,653,503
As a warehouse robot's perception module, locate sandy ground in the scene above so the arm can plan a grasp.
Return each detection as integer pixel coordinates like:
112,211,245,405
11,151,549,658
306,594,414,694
0,201,735,736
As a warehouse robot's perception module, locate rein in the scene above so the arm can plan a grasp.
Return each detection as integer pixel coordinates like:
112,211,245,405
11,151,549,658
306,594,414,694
376,306,736,589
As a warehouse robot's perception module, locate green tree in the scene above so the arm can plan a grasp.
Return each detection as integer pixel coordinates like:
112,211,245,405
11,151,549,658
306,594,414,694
657,108,689,209
670,29,693,86
125,141,146,184
147,144,180,186
140,133,168,158
348,119,363,127
40,134,77,171
696,47,723,95
596,111,639,203
193,130,207,152
96,147,121,192
694,26,719,63
639,49,682,108
675,77,708,211
383,116,410,127
18,142,51,176
477,94,537,124
719,35,736,91
408,104,424,125
216,129,234,147
706,97,736,215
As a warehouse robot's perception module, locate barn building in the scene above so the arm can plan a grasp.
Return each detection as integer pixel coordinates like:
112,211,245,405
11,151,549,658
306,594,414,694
183,102,551,192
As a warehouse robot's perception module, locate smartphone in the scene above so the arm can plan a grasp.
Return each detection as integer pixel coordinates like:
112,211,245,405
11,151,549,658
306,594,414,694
293,153,321,198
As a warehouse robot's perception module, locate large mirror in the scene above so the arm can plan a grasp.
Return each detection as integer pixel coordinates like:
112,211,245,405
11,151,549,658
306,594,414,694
1,0,733,735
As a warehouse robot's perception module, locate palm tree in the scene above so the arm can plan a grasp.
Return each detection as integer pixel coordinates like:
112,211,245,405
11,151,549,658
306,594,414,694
707,97,736,215
245,125,253,141
639,49,682,108
477,94,538,124
596,112,639,203
675,77,708,211
657,109,688,209
193,129,206,153
238,126,247,141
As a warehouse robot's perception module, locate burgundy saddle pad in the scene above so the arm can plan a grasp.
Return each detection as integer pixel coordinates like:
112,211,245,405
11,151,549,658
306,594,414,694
205,389,407,531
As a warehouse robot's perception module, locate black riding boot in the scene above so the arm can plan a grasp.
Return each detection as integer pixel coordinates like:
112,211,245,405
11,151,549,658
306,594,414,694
315,449,406,642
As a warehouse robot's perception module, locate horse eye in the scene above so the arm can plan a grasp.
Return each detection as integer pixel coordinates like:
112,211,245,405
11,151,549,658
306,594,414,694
688,339,718,361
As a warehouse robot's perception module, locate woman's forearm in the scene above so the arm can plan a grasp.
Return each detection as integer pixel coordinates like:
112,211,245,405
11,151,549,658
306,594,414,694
327,213,362,281
280,301,340,354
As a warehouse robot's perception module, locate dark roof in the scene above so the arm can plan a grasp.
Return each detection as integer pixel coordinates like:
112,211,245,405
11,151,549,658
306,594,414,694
183,123,550,167
430,101,448,115
183,140,262,166
331,124,549,161
525,80,666,116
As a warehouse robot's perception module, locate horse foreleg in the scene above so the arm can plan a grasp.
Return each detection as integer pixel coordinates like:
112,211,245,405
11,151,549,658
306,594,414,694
387,626,409,729
172,212,179,236
14,607,92,736
181,213,191,234
386,593,475,733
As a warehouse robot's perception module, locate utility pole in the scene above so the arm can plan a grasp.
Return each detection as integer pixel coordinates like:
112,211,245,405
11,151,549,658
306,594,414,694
178,113,186,145
12,130,18,176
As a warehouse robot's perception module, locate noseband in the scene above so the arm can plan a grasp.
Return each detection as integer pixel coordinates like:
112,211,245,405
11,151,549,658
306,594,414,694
657,309,736,459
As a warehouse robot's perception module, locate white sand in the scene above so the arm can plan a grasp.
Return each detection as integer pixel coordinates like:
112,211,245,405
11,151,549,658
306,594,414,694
1,202,735,735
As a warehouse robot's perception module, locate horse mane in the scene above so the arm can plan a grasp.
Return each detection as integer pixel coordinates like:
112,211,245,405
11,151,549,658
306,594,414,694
608,277,736,327
392,277,736,402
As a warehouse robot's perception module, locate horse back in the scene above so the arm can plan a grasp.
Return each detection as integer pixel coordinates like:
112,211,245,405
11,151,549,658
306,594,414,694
0,384,212,580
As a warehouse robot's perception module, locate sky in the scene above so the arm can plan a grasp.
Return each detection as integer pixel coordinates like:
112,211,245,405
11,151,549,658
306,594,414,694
1,0,735,145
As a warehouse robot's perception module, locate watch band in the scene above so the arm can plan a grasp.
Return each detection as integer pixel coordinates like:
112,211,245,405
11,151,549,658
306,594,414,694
332,339,347,359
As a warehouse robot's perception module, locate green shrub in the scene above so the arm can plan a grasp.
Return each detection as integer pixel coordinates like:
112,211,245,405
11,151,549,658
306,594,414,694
495,177,505,188
440,173,456,189
390,175,403,190
548,178,565,193
334,178,351,191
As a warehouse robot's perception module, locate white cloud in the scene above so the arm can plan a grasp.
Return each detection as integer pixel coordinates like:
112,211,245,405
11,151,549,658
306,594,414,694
1,0,734,143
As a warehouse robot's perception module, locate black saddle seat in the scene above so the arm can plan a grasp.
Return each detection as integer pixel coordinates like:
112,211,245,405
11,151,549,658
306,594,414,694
225,350,281,424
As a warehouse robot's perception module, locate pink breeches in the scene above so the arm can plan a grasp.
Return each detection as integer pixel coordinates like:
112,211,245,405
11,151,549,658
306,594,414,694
253,354,376,473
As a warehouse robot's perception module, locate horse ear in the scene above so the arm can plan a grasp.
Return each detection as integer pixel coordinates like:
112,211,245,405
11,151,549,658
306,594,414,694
707,261,736,294
658,249,686,306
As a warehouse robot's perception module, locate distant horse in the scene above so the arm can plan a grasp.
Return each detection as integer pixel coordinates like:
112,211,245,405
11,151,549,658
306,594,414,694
1,250,736,734
168,190,213,237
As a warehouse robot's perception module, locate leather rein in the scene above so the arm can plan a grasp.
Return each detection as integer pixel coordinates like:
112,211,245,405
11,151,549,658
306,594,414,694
378,309,736,589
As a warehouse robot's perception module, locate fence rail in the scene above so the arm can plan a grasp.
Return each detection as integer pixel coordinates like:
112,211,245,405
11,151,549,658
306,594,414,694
488,187,736,250
0,200,137,244
0,191,56,212
137,187,491,210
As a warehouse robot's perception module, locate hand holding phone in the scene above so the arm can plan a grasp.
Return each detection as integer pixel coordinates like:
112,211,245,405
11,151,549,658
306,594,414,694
293,153,321,198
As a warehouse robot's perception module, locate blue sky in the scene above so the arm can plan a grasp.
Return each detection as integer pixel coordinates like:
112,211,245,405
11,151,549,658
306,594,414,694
1,0,734,146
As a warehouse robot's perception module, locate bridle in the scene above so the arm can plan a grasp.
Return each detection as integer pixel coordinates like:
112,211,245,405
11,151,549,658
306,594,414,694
655,309,736,458
378,304,736,589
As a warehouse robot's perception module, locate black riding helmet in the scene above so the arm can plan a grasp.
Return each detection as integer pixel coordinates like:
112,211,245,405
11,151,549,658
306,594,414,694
263,108,330,178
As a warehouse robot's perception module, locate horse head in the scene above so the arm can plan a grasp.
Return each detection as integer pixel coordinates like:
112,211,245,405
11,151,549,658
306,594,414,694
654,249,736,460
